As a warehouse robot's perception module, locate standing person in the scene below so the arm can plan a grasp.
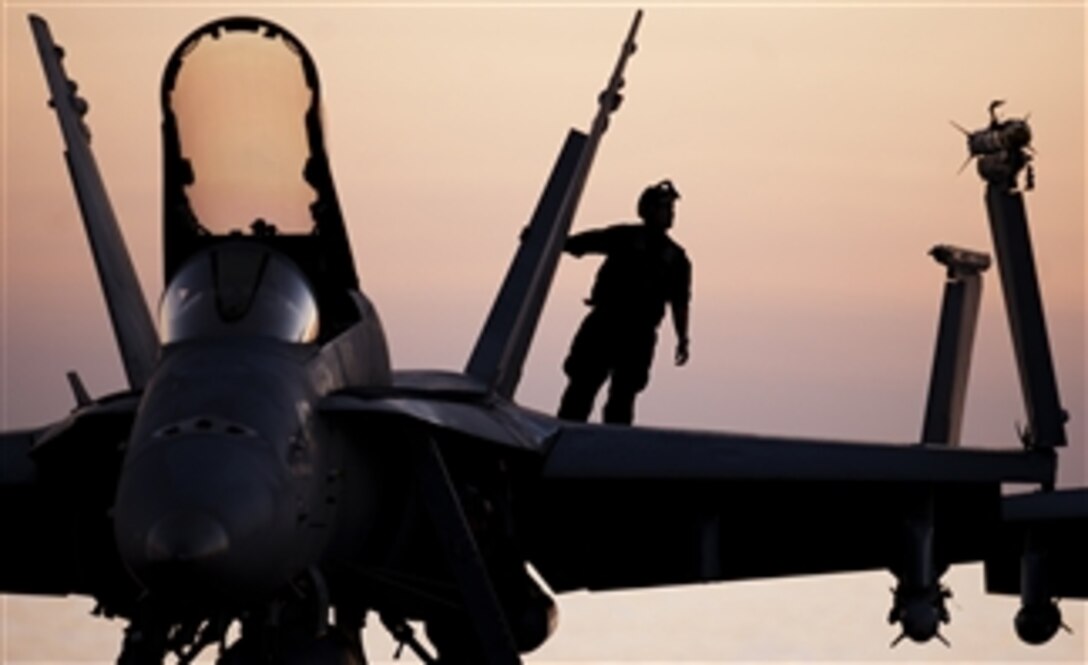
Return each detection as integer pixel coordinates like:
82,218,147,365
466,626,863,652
557,179,691,424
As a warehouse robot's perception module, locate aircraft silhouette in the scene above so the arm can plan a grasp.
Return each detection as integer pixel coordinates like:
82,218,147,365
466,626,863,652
2,11,1085,664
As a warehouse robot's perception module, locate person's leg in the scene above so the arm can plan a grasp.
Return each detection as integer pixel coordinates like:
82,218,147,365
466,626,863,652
558,312,610,421
602,384,637,424
603,326,657,425
558,378,604,422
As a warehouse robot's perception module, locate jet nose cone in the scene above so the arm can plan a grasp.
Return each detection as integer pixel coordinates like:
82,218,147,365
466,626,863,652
146,512,230,563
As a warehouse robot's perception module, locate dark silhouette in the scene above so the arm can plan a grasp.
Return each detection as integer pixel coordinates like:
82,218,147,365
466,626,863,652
558,179,691,424
18,12,1081,664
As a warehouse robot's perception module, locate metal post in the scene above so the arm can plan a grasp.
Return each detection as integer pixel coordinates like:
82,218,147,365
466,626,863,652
959,104,1068,450
921,246,990,446
983,185,1067,449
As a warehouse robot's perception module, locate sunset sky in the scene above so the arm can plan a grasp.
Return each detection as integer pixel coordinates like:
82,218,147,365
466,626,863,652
2,1,1084,662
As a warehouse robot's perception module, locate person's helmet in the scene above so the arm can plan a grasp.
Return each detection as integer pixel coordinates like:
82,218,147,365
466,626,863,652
637,179,681,221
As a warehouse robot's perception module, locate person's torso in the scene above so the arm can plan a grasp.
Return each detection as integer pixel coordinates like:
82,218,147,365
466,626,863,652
588,225,686,325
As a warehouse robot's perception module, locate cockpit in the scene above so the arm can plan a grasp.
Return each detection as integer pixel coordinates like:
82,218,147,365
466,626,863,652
160,17,360,342
161,243,319,344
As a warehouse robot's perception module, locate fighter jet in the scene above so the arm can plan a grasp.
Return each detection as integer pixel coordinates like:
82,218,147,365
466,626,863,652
2,12,1084,665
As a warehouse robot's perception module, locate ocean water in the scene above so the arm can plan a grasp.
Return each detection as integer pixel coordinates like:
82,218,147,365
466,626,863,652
3,565,1085,663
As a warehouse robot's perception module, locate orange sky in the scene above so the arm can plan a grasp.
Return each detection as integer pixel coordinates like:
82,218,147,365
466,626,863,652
2,2,1084,662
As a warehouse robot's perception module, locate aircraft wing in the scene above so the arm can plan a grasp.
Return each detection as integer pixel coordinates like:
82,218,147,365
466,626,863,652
0,396,137,598
986,488,1088,600
322,370,558,453
518,420,1054,593
320,388,1053,594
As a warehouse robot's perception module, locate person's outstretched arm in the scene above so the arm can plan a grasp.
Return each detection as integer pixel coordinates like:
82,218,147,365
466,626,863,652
565,227,617,257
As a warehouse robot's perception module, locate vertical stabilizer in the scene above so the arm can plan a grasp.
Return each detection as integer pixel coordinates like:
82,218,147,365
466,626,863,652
466,10,643,398
30,15,159,389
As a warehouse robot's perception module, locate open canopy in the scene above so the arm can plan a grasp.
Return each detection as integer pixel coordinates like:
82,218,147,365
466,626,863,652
161,17,358,329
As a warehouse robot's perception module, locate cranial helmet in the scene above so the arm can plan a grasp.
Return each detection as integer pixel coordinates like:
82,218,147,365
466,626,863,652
637,179,681,221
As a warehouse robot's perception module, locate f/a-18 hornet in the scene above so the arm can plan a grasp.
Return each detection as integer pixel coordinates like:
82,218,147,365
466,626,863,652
3,11,1085,665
